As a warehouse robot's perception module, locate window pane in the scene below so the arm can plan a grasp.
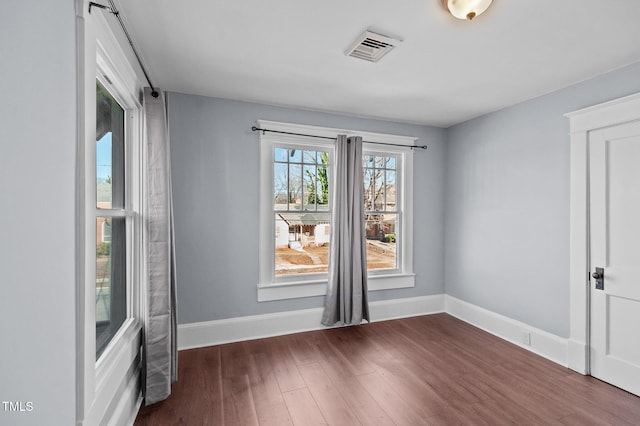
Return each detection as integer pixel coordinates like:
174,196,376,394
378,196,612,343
364,155,374,166
374,172,384,211
317,164,329,211
96,217,127,359
289,164,302,210
96,80,125,209
274,163,288,209
303,165,317,210
365,213,397,271
386,156,396,169
303,150,316,164
385,170,397,210
274,147,288,162
363,168,374,210
317,152,329,210
275,212,330,276
289,148,302,163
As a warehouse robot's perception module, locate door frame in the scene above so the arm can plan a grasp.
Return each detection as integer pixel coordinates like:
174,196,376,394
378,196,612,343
565,92,640,374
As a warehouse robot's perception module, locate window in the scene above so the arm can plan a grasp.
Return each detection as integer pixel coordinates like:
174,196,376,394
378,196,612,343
363,153,400,272
274,146,331,276
79,9,144,424
259,121,415,301
94,79,129,359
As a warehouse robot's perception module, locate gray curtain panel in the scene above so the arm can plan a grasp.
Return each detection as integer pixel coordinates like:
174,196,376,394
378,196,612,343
143,88,178,405
322,135,370,326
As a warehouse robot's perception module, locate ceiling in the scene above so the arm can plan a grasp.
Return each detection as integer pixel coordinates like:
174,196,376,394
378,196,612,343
115,0,640,128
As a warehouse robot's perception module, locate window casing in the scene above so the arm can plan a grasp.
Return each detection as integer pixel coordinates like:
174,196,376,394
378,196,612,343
78,7,144,424
258,121,415,301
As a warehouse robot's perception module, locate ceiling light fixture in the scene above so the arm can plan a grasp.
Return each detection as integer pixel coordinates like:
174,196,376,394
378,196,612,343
441,0,493,20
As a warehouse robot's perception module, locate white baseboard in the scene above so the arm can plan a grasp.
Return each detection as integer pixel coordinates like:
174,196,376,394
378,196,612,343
371,293,445,321
177,294,569,369
445,295,569,367
567,339,588,374
178,294,445,350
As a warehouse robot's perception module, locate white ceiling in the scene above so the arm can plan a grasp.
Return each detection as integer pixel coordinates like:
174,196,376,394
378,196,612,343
115,0,640,127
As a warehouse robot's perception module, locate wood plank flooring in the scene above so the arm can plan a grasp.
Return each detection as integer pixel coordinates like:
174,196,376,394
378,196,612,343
135,314,640,425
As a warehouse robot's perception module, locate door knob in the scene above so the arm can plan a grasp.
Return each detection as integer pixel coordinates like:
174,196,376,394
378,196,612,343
593,267,604,290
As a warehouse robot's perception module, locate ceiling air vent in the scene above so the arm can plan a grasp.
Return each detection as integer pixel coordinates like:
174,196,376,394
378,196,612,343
345,30,400,63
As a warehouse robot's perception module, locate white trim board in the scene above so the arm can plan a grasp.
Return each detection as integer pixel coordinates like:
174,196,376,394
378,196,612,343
178,294,445,350
445,296,569,367
564,91,640,375
177,294,570,369
564,92,640,133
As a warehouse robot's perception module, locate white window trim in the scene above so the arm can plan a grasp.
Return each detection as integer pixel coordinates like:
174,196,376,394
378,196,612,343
362,145,410,277
77,3,144,424
257,120,415,301
93,45,143,377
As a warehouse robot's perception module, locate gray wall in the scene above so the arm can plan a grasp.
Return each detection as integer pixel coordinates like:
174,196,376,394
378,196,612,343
0,1,77,425
445,61,640,337
168,93,446,324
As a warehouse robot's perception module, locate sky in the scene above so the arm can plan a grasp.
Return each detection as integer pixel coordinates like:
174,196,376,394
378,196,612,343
96,132,112,180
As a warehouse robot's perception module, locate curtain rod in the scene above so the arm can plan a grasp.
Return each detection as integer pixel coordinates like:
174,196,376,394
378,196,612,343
89,1,159,98
251,126,427,150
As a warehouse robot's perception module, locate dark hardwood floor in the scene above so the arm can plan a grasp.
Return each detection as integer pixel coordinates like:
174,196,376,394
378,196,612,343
135,313,640,425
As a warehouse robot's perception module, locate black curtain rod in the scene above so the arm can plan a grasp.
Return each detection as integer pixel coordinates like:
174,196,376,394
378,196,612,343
251,126,427,150
89,1,159,98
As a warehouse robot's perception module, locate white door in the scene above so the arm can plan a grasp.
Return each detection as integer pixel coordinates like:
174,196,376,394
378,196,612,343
589,120,640,396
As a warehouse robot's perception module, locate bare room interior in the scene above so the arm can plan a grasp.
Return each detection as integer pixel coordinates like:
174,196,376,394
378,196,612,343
2,0,640,425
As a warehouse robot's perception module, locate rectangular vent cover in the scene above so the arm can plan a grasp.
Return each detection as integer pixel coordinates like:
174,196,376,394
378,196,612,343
345,31,400,63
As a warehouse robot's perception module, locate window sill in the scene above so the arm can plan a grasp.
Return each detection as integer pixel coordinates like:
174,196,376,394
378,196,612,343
257,273,415,302
95,318,141,378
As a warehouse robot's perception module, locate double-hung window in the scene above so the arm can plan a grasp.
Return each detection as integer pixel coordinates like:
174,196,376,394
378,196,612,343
363,152,400,273
94,79,129,359
258,121,415,301
88,48,142,365
79,8,144,424
274,145,332,276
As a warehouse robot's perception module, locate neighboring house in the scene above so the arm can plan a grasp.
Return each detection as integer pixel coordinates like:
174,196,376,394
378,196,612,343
276,212,330,248
96,202,111,244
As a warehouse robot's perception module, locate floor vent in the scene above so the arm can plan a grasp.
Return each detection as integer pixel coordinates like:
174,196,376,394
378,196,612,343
345,30,400,63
